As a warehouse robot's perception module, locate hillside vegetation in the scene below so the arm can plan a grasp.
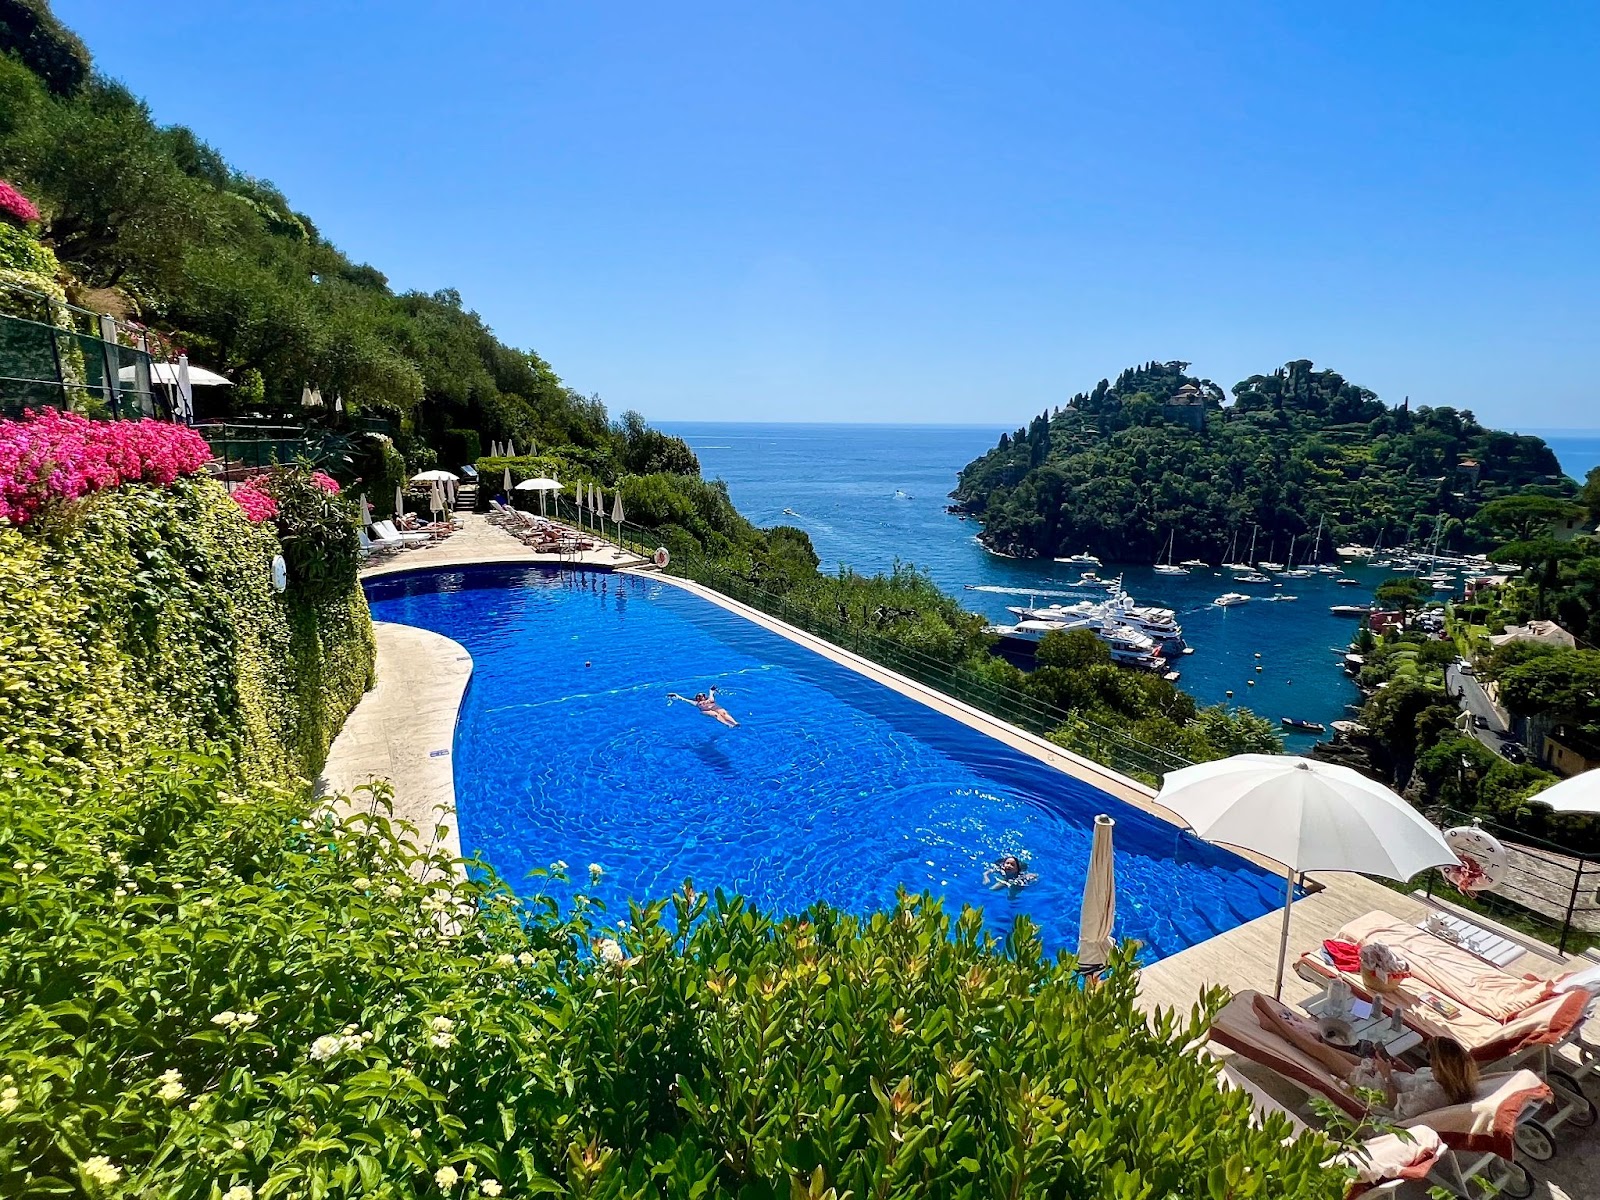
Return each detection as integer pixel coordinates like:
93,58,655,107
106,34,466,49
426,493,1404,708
954,359,1570,564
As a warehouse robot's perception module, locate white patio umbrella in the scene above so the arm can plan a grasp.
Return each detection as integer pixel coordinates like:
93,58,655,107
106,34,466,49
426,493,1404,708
595,486,605,535
490,440,500,458
502,466,513,496
120,361,233,388
394,483,405,520
610,490,624,525
429,482,446,522
1077,814,1117,971
506,439,517,457
358,492,373,525
1156,756,1457,998
411,470,457,484
515,476,562,519
1531,768,1600,815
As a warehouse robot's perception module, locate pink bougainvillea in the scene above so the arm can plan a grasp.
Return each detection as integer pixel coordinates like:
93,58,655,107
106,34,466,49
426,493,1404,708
230,482,278,523
309,471,341,495
0,409,213,525
0,180,39,225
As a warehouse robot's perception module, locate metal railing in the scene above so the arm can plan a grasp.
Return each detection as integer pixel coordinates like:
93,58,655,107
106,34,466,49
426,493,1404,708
1422,807,1600,954
507,492,1193,785
0,281,166,420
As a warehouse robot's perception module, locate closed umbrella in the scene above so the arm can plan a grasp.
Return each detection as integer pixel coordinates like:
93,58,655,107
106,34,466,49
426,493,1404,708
1531,769,1600,815
430,482,445,522
502,466,513,497
610,490,624,526
175,355,195,422
1077,815,1117,971
358,492,373,525
595,486,605,536
507,439,517,457
1156,756,1456,998
394,484,405,520
490,440,501,458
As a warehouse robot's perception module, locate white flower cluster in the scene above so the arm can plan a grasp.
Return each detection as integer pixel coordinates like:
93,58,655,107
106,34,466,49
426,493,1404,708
595,937,625,967
428,1015,456,1049
353,876,371,890
549,859,569,872
222,1184,254,1200
211,1010,259,1031
588,862,604,883
10,859,45,874
422,893,451,915
0,1075,18,1114
480,1180,502,1196
434,1165,459,1188
81,1156,122,1187
156,1068,186,1102
309,1024,372,1063
384,883,404,900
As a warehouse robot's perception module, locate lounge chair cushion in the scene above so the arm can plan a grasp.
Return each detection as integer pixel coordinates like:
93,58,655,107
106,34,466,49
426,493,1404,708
1335,1125,1442,1192
1336,911,1552,1021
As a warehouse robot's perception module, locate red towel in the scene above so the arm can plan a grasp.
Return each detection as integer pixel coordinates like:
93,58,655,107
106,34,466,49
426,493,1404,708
1324,939,1362,973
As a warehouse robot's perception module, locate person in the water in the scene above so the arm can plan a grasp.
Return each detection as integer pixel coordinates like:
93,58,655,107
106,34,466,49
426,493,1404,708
668,686,739,727
983,853,1037,890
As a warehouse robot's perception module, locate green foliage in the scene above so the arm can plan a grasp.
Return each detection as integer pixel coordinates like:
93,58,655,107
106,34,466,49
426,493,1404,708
1495,646,1600,728
617,409,700,475
955,359,1568,563
0,477,372,786
0,754,1346,1200
440,427,481,467
1035,627,1109,670
0,0,89,96
268,466,362,605
0,218,53,274
1471,494,1583,543
1373,577,1429,618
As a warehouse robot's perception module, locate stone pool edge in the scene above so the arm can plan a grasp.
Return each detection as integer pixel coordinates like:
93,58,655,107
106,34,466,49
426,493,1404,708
317,621,470,867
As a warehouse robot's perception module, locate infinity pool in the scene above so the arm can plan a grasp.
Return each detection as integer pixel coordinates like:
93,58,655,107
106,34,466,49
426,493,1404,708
365,565,1285,961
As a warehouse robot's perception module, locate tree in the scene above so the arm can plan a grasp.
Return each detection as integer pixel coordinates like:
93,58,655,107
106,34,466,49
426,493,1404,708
1581,465,1600,528
0,0,89,96
1036,627,1110,670
1472,494,1583,544
1497,648,1600,723
1491,538,1582,617
1374,577,1430,623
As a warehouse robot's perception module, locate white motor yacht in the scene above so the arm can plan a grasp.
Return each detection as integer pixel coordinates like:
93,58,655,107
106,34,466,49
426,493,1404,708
1213,592,1250,607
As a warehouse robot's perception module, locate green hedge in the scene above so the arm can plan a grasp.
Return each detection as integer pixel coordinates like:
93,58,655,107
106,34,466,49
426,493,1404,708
0,477,373,786
0,755,1346,1200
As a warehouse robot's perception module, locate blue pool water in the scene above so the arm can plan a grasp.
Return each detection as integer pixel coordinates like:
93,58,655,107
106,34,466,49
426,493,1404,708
367,565,1287,962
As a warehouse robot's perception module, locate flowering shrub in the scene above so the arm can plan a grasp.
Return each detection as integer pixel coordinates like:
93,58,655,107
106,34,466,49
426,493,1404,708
0,409,212,525
228,467,357,601
0,478,373,788
0,180,39,226
0,752,1349,1200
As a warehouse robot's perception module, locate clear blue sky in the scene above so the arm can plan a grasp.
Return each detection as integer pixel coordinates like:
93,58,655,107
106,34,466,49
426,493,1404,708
58,2,1600,428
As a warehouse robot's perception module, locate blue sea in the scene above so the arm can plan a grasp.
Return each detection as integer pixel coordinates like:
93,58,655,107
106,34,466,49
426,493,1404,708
661,423,1600,751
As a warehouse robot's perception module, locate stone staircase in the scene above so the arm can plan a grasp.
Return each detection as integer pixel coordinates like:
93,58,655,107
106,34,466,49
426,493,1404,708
453,480,478,512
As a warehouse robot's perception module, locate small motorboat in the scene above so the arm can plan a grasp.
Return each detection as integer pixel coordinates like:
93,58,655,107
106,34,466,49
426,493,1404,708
1281,718,1327,734
1330,604,1371,618
1180,558,1209,569
1237,571,1272,584
1213,592,1250,607
1056,550,1102,565
1336,577,1361,586
1267,594,1298,602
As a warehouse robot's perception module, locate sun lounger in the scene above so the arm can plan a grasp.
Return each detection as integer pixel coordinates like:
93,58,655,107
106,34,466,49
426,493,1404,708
1294,910,1590,1064
1209,991,1548,1196
370,520,432,546
358,527,401,555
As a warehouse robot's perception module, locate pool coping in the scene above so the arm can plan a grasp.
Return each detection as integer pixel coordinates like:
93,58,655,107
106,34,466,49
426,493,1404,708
317,621,470,869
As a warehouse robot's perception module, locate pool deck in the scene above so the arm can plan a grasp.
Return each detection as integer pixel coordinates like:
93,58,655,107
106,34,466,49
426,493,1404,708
316,622,470,865
331,514,1599,1192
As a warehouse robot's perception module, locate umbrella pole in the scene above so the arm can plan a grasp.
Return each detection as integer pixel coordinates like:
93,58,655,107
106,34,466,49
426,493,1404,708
1273,869,1296,999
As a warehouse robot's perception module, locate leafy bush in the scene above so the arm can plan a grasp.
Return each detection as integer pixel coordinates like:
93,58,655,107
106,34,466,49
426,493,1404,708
0,476,372,786
231,466,360,604
440,427,481,468
0,218,52,272
0,753,1346,1200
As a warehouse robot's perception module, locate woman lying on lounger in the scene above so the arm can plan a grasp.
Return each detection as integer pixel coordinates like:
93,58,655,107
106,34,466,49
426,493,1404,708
1352,1037,1479,1118
668,687,738,727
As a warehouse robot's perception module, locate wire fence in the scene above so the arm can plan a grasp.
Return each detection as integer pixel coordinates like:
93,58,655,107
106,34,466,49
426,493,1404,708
516,493,1193,785
0,281,166,420
1421,807,1600,954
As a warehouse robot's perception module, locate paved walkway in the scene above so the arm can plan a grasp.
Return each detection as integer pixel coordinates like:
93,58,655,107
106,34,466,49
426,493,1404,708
316,622,470,863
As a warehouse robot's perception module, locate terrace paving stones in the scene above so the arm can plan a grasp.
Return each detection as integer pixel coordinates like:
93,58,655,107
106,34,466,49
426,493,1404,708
317,622,470,866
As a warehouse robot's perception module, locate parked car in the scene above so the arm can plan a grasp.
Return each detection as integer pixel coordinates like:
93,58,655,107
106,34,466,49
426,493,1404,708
1456,660,1475,676
1499,741,1527,763
1472,713,1490,729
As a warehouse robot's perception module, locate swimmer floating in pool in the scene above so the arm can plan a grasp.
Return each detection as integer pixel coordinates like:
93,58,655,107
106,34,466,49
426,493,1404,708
983,853,1037,891
668,686,739,727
